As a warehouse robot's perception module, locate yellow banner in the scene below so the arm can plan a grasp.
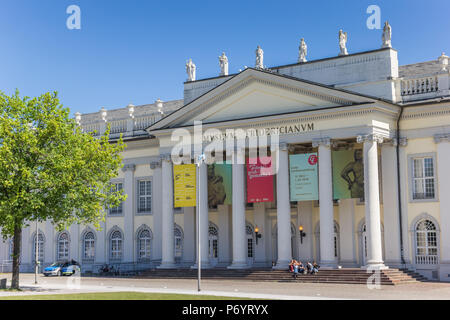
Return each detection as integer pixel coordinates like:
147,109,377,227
173,164,197,207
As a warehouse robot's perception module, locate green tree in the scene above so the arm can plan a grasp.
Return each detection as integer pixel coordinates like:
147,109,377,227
0,91,126,289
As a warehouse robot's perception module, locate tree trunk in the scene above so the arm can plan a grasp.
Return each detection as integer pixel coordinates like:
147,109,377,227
10,222,22,289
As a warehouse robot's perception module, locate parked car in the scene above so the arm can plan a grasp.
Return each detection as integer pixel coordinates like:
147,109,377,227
61,260,81,276
43,260,81,277
43,262,65,277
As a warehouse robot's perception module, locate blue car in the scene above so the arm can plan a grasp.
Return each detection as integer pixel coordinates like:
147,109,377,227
43,262,65,276
61,261,81,276
43,260,81,276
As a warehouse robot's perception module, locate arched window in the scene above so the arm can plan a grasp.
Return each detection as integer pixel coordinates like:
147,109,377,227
110,230,123,261
415,219,438,265
138,229,152,261
83,231,95,261
174,226,183,259
32,233,44,263
57,232,70,261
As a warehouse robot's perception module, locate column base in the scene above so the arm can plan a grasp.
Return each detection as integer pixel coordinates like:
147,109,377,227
157,262,178,269
227,262,249,270
361,263,389,270
191,262,212,269
272,260,290,270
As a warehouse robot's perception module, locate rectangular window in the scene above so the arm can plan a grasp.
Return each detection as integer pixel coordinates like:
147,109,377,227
412,157,435,200
137,180,152,213
109,183,123,215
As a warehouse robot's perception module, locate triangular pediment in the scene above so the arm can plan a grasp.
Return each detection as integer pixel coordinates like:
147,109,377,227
148,68,378,131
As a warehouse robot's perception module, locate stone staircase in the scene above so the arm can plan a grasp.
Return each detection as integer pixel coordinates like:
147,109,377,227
137,268,427,285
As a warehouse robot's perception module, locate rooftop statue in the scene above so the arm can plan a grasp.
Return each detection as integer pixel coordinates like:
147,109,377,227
219,52,229,76
186,58,196,82
298,38,308,63
338,29,348,56
382,21,392,48
255,45,264,69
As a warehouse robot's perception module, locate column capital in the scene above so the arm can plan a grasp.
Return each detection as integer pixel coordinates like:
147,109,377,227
381,138,398,147
312,137,331,148
279,142,288,151
356,134,384,144
150,160,161,169
399,137,408,147
434,133,450,143
121,163,136,172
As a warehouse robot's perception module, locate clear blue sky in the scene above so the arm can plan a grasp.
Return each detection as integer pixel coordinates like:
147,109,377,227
0,0,449,115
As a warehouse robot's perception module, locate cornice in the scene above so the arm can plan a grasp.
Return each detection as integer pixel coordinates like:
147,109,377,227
151,104,397,138
401,104,450,120
434,133,450,143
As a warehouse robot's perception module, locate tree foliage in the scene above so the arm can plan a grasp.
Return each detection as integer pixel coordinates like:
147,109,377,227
0,90,126,287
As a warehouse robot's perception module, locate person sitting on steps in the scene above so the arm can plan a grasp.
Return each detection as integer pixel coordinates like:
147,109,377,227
297,261,307,275
312,261,320,274
306,261,313,274
292,261,299,279
288,259,295,273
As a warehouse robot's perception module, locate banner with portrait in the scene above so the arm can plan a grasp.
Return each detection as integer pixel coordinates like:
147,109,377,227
208,163,232,208
246,156,274,203
332,148,364,200
289,153,319,201
173,164,197,207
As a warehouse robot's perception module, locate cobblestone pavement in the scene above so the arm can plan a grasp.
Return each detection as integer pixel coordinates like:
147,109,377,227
0,273,450,300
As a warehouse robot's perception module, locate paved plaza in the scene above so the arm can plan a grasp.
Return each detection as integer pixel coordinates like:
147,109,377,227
1,273,450,300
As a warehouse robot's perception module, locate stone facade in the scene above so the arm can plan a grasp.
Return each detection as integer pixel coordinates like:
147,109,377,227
2,41,450,282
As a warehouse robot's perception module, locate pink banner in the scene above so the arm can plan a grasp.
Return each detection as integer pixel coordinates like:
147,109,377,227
246,156,274,203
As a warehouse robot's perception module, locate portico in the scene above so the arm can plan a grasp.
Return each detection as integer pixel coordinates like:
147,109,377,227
148,66,399,270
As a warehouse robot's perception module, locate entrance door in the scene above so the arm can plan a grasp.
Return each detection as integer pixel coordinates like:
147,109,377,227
362,228,368,266
246,225,255,266
208,236,218,266
208,223,219,266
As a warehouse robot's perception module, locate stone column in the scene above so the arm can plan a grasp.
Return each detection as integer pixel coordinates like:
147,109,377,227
45,221,54,265
273,143,292,270
228,152,248,269
182,207,196,266
435,134,450,280
297,201,314,262
70,224,80,262
254,202,267,266
381,141,402,266
313,138,336,268
150,161,163,261
398,138,411,265
338,199,356,267
122,164,135,264
218,204,232,266
96,220,106,264
193,161,211,268
357,134,386,269
158,155,176,269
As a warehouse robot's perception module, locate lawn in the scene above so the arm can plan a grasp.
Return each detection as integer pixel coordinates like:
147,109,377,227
0,291,252,300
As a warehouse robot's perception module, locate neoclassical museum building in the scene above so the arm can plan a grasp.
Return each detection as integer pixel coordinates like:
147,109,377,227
2,26,450,281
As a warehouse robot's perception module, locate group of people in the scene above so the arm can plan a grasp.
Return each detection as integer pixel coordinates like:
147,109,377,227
288,260,320,278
